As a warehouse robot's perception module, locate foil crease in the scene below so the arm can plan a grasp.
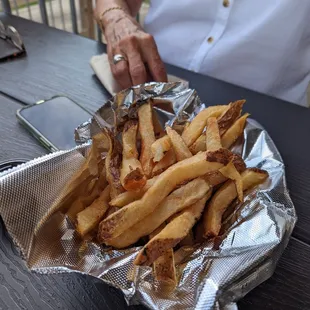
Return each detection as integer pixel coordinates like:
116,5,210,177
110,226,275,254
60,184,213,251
0,82,296,310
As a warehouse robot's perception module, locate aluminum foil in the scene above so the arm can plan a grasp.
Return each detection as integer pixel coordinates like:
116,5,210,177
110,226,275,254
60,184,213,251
0,82,297,310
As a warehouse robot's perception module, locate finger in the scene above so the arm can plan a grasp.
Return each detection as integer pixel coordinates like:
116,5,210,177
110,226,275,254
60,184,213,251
141,34,167,82
108,44,132,89
120,37,148,86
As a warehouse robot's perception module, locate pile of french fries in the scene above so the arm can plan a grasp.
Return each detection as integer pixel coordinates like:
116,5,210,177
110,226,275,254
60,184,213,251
60,99,268,289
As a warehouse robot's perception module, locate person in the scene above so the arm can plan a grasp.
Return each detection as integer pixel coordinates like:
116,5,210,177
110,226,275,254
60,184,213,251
95,0,310,106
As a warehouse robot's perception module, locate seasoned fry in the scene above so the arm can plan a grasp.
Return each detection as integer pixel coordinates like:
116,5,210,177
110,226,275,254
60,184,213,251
76,185,110,237
189,133,206,154
218,100,245,136
166,126,192,161
153,249,176,287
151,135,172,162
152,148,176,176
58,132,108,213
98,150,229,242
149,225,177,287
219,161,243,202
66,178,101,221
206,117,222,151
203,168,268,238
106,178,211,248
222,113,249,149
134,195,209,266
138,102,156,177
120,120,146,191
181,105,228,146
110,175,159,207
106,133,124,199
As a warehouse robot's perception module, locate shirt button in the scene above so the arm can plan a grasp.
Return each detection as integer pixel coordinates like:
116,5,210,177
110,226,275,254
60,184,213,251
207,36,214,43
223,0,230,7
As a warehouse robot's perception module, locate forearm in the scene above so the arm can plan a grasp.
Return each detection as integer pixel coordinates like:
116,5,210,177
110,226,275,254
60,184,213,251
95,0,142,29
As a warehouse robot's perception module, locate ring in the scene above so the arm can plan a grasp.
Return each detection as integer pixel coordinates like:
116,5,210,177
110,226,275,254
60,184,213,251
113,54,126,65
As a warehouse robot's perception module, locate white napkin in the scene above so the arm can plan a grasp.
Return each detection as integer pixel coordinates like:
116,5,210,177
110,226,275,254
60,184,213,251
90,53,189,95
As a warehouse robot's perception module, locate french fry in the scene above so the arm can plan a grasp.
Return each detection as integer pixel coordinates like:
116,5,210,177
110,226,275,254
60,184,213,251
106,133,124,199
222,113,249,149
152,148,176,176
106,178,211,248
98,150,229,242
57,132,108,213
219,161,243,202
218,100,245,136
149,225,177,287
166,126,192,161
110,175,159,207
120,120,146,191
76,185,110,237
138,102,156,177
134,195,209,266
66,178,101,221
151,135,172,163
189,133,206,154
203,168,268,238
206,117,222,151
105,206,119,217
153,249,176,287
181,105,228,146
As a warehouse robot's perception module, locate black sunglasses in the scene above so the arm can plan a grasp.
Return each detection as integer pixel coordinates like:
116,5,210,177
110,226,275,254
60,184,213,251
0,19,25,52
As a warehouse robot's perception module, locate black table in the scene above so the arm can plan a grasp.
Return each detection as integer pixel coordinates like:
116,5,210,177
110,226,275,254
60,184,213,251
1,14,310,310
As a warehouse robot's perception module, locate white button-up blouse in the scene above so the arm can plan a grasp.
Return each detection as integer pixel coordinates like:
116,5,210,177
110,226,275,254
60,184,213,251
144,0,310,106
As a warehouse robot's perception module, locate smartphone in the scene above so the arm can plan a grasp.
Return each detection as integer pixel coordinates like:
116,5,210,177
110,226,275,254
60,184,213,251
16,96,92,152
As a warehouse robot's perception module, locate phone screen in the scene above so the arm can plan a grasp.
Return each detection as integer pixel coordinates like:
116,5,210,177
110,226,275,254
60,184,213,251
17,96,91,151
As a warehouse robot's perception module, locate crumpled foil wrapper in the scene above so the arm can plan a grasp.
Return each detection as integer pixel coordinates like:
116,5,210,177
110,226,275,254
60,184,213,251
0,83,297,310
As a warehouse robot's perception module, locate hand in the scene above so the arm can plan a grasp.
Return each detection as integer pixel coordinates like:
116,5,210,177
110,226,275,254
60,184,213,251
103,12,167,89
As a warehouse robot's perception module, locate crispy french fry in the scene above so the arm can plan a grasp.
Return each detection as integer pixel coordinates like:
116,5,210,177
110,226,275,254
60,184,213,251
57,132,109,213
219,161,243,202
166,126,192,161
152,148,176,176
153,249,176,287
66,198,85,221
206,117,222,151
181,105,228,146
138,102,156,177
218,100,245,136
134,195,209,266
151,135,172,163
203,168,268,238
222,113,249,149
98,150,230,242
105,206,119,218
203,154,246,187
66,178,101,221
120,120,146,191
106,133,124,199
189,133,206,154
174,246,195,266
76,185,110,237
149,225,176,287
110,175,159,207
106,178,211,248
